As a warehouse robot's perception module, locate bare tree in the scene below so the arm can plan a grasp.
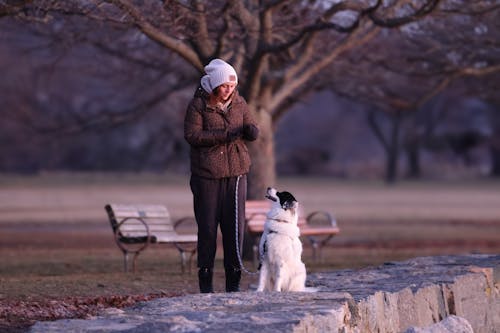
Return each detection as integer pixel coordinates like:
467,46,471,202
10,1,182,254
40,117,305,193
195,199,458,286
1,0,443,197
319,0,500,181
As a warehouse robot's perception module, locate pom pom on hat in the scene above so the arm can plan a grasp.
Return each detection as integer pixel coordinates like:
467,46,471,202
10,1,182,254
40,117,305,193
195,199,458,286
200,59,238,93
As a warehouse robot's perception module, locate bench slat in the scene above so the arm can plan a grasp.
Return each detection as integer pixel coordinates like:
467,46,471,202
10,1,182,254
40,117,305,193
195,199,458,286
107,204,197,242
109,204,170,218
153,234,198,243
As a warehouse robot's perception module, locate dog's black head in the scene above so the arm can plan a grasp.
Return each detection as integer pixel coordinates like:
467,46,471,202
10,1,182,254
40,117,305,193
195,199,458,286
277,191,297,210
265,187,298,210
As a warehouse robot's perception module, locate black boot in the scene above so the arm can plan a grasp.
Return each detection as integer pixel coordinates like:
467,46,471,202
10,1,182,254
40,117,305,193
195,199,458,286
225,267,241,292
198,268,213,293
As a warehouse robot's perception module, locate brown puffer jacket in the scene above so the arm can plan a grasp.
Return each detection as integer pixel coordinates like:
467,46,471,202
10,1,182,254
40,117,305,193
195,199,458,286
184,87,259,179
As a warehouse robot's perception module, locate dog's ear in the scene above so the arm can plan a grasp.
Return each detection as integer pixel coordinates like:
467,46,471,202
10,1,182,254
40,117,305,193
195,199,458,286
286,200,299,212
277,191,297,208
282,199,298,211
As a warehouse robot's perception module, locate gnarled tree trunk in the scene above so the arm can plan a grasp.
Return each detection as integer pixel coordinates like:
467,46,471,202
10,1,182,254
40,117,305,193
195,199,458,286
247,108,276,200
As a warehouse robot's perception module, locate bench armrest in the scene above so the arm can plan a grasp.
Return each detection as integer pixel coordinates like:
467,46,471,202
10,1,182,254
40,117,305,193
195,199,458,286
305,211,338,228
304,210,339,247
174,216,196,231
173,216,197,252
114,217,151,253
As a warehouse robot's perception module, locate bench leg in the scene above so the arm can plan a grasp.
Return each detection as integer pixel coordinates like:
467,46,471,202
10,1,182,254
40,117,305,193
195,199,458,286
307,235,334,262
310,240,320,262
180,251,187,274
252,238,260,269
122,249,142,273
116,239,148,273
123,252,129,272
177,249,196,274
132,252,141,273
174,244,197,274
188,249,196,274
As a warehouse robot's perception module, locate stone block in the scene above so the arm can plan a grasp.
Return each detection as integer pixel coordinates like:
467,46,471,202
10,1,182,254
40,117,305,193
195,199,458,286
404,315,473,333
29,254,500,333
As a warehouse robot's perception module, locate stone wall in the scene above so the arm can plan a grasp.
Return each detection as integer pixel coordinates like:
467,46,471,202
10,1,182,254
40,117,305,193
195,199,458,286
30,254,499,333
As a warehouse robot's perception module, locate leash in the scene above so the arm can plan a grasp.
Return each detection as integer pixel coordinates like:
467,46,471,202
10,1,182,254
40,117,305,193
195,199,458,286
234,175,259,275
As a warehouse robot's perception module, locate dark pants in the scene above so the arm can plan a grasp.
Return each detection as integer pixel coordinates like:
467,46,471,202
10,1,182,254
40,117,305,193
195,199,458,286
190,174,246,269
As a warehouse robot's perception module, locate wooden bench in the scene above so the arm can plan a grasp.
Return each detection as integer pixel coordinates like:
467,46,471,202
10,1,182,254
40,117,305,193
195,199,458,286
105,204,197,273
245,200,340,265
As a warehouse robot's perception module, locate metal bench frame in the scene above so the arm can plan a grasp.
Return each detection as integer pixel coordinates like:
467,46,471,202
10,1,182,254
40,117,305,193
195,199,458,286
105,204,197,273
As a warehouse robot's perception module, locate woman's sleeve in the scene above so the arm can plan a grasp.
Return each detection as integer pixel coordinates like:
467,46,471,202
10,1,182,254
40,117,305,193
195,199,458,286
241,101,259,142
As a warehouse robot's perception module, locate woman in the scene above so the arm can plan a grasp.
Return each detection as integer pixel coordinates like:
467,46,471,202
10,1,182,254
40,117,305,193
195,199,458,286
184,59,259,293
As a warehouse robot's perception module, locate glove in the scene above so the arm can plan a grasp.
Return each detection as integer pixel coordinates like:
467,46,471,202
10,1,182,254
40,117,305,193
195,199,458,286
242,124,258,141
227,127,243,142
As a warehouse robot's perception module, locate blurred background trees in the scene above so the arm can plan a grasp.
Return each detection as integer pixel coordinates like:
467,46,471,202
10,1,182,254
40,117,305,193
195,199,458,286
0,0,499,197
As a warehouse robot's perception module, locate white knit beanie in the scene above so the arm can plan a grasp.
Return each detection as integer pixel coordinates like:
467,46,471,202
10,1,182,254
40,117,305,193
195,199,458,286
200,59,238,93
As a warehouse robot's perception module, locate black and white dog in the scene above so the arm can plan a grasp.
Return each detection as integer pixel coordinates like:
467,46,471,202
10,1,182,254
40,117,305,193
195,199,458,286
256,187,307,292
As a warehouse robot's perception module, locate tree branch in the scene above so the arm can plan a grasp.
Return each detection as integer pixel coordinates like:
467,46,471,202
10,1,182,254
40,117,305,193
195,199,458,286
261,1,376,55
270,24,381,112
109,0,203,70
369,0,441,27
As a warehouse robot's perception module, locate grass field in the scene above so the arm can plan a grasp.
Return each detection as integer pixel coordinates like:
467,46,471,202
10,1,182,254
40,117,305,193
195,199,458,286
1,173,499,332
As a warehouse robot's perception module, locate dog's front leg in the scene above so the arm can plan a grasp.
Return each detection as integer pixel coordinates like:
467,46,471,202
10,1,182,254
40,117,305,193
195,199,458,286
273,266,284,292
256,263,268,292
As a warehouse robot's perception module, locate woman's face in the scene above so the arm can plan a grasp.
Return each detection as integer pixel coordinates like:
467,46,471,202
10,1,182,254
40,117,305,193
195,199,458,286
215,82,236,101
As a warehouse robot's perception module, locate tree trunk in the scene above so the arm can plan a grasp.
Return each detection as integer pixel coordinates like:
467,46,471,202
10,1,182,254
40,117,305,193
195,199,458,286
490,140,500,177
405,141,421,179
247,109,276,200
367,110,402,184
490,114,500,177
386,150,398,183
242,109,275,260
385,114,401,183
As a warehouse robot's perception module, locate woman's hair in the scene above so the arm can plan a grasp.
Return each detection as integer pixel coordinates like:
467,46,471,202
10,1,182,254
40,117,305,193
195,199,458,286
213,86,221,96
212,86,235,101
